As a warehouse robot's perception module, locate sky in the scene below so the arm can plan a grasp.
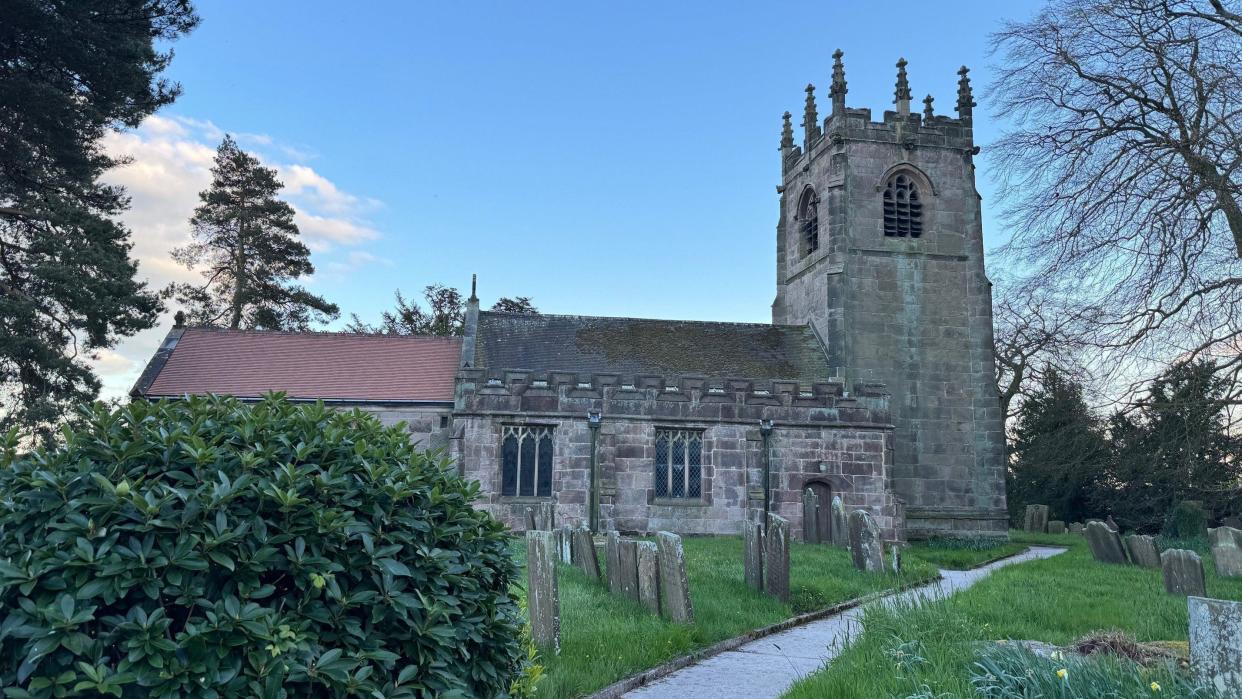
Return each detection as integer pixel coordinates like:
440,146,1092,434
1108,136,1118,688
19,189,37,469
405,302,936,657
95,0,1045,399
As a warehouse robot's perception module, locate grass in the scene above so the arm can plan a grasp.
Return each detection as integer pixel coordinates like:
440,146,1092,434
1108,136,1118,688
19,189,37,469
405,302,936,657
905,537,1029,570
783,529,1242,698
517,536,938,699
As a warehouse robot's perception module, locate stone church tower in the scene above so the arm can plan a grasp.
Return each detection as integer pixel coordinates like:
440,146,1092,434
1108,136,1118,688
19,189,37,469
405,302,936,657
772,53,1007,538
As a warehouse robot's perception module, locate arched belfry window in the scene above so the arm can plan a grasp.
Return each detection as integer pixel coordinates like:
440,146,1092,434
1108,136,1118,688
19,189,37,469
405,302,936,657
797,188,820,256
883,173,923,238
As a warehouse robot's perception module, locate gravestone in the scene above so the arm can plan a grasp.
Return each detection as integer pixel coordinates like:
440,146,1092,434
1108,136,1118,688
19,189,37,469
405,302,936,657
525,530,560,653
1161,549,1206,596
570,525,600,580
556,524,573,563
1047,520,1066,535
890,545,902,574
524,507,537,532
616,538,640,602
1189,596,1242,696
764,514,790,602
636,542,661,614
537,502,556,531
1105,516,1120,533
831,496,848,548
605,532,622,596
1085,521,1129,564
743,517,764,591
1222,516,1242,530
848,509,885,573
1068,522,1085,534
656,532,694,623
1124,534,1161,568
1023,504,1049,533
802,489,820,544
1209,526,1242,578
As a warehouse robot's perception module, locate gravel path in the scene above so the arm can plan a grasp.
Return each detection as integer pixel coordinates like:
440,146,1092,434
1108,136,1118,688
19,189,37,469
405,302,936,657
623,545,1068,699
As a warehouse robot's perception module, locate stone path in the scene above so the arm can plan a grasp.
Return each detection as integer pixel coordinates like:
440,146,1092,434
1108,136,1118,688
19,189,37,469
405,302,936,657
623,546,1067,699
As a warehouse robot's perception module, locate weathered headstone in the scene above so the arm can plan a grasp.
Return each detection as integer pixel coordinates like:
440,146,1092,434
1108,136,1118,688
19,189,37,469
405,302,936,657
743,517,764,591
556,524,573,563
1189,596,1242,696
831,496,848,548
1222,516,1242,530
616,538,640,602
1161,549,1206,596
848,509,885,573
524,507,537,532
1068,522,1085,534
1023,504,1049,533
1105,515,1120,533
1209,526,1242,578
570,525,600,580
1085,520,1129,564
802,489,820,544
637,542,661,615
605,531,622,595
525,530,560,653
1124,534,1161,568
764,514,790,602
536,502,556,531
656,531,694,623
1047,520,1066,535
890,545,902,574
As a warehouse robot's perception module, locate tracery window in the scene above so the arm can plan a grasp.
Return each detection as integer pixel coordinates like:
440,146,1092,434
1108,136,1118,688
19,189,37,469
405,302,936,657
654,429,702,499
501,425,553,497
798,188,820,256
883,173,923,238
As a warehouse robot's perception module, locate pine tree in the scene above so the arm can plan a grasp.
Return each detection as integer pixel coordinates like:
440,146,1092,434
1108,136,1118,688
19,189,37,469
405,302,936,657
1007,368,1107,525
167,136,338,330
0,1,198,441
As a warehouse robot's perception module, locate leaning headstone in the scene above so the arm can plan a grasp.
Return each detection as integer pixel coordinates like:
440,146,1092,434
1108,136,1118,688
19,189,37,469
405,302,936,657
656,532,694,623
524,507,537,532
1023,504,1049,533
1068,522,1085,534
637,542,661,614
1161,549,1206,596
1047,520,1066,535
616,538,640,602
764,514,790,602
605,531,622,595
1189,596,1242,696
1222,516,1242,530
831,496,848,548
1105,515,1120,533
570,525,600,580
1209,526,1242,578
802,489,820,544
1124,534,1161,568
848,509,885,573
525,530,560,653
743,517,764,591
1085,520,1129,564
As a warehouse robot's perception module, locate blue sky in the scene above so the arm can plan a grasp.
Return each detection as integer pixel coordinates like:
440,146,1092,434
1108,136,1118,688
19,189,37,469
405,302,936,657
98,0,1044,397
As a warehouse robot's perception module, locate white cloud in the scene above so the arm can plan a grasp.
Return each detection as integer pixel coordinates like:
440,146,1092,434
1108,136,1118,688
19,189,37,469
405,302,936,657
90,114,385,400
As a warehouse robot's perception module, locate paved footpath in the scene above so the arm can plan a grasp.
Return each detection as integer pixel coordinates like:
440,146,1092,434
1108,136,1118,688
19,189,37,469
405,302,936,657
624,546,1067,699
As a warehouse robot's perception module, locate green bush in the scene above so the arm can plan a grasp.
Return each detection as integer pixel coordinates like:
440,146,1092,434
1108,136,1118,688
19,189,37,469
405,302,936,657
1163,500,1209,539
970,643,1215,698
0,395,521,698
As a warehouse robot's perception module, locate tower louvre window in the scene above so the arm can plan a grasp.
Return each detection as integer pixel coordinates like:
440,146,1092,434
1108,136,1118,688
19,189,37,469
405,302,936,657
500,425,553,497
654,429,703,499
883,173,923,238
797,188,820,257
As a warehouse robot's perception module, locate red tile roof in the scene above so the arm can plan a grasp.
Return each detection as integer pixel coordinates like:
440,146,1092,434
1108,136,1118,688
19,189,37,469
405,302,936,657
138,328,461,402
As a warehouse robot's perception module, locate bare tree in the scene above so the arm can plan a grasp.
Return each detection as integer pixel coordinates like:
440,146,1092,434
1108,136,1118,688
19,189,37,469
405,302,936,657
989,0,1242,418
992,285,1094,422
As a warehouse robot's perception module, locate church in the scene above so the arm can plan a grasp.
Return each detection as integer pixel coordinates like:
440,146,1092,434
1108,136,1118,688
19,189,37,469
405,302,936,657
132,53,1008,542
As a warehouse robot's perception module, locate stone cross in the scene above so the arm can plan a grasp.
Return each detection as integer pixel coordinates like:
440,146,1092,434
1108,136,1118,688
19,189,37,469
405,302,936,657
1123,534,1161,568
525,530,560,654
764,514,791,602
848,509,885,573
637,541,661,615
802,489,820,544
570,524,600,580
1023,504,1049,533
1161,549,1206,596
1085,521,1129,564
615,538,640,602
831,496,848,548
1209,526,1242,578
743,516,764,591
1189,596,1242,695
656,532,694,623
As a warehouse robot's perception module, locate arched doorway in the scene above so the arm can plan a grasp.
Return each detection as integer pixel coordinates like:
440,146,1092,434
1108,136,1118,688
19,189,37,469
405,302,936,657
806,481,832,543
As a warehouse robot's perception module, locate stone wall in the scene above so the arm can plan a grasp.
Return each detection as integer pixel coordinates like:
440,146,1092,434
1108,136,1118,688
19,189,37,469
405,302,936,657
453,369,903,540
354,404,453,451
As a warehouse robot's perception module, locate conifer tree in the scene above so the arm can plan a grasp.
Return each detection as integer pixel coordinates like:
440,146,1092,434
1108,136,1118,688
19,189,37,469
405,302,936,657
167,136,338,330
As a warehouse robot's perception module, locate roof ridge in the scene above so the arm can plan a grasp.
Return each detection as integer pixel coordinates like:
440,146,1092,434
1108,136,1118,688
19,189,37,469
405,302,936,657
181,326,464,341
479,310,809,330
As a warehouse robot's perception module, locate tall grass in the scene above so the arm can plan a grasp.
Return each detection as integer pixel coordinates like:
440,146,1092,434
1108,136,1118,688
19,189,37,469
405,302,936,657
906,537,1028,570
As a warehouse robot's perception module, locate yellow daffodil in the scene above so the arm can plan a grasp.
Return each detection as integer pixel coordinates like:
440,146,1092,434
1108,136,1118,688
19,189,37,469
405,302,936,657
1151,681,1161,692
1056,668,1068,680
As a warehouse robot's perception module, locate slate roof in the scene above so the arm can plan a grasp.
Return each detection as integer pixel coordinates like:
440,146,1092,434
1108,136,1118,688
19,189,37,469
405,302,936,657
473,311,830,383
132,327,460,403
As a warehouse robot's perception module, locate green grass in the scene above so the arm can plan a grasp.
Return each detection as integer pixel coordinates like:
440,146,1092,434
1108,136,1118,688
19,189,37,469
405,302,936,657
518,536,938,699
905,537,1029,570
783,530,1242,698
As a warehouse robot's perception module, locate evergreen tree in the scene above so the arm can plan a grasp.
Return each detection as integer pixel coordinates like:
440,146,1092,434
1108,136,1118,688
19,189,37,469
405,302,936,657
347,285,538,335
0,1,198,440
167,136,338,330
1007,368,1107,525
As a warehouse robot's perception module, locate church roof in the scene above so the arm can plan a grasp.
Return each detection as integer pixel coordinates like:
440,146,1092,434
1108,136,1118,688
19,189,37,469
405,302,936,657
132,327,460,403
473,311,830,384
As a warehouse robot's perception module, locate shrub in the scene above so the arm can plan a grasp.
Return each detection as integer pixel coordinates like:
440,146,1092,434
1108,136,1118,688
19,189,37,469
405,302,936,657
0,395,522,698
970,642,1215,698
1163,500,1209,540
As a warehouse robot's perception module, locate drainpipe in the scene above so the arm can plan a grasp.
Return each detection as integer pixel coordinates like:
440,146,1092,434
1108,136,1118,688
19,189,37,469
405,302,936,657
760,419,774,522
587,411,602,532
